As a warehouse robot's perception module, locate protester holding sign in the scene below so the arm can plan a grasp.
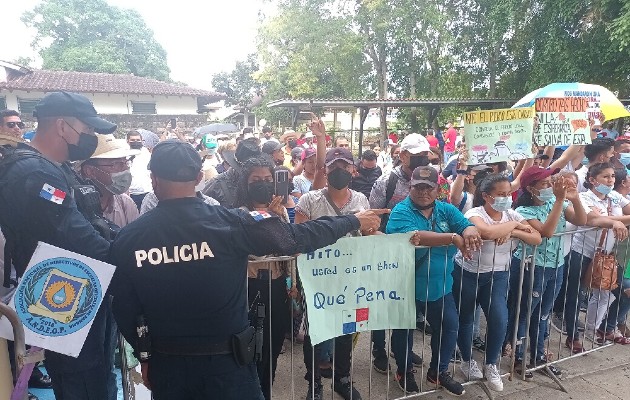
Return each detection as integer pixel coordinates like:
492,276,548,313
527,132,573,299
453,174,541,392
369,133,436,378
295,146,372,400
388,166,482,397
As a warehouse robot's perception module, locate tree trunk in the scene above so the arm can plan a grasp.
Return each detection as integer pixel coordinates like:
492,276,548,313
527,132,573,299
408,40,419,132
488,39,502,98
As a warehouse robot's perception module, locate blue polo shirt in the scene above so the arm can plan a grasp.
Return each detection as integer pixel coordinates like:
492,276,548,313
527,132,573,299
386,196,473,302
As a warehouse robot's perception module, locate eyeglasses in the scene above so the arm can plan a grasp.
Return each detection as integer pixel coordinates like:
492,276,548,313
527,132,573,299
93,160,132,169
5,122,25,129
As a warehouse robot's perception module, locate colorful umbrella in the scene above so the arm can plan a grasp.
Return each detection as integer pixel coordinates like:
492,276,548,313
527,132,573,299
512,82,630,121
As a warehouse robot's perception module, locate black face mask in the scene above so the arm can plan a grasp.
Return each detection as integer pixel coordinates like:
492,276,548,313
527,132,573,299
248,181,274,204
409,155,430,171
66,133,98,161
328,168,352,190
129,141,143,150
274,158,284,166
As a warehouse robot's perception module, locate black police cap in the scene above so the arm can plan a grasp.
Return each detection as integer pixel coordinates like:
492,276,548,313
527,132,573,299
33,91,117,134
148,139,202,182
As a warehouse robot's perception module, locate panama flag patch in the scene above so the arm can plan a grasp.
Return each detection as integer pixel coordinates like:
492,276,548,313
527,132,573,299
249,210,272,221
342,308,370,334
40,183,66,205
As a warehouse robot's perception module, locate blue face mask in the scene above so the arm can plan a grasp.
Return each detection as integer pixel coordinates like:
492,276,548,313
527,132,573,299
490,196,513,212
535,187,555,203
595,183,613,196
619,153,630,167
581,157,589,166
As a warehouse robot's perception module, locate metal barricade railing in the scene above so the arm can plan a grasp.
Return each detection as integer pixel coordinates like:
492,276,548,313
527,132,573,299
247,230,630,400
511,226,630,393
5,230,629,400
0,302,45,400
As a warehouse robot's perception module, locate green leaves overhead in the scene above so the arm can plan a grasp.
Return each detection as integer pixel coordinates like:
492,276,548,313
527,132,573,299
23,0,170,81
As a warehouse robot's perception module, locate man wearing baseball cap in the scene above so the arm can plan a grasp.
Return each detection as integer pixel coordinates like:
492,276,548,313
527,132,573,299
295,146,375,400
387,166,481,395
109,140,384,400
0,91,118,399
369,133,438,376
261,140,285,167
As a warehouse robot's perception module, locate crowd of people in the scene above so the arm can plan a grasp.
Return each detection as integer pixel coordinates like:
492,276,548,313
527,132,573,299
1,99,630,400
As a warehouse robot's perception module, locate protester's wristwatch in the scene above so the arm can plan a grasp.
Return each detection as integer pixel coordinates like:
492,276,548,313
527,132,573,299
456,170,468,175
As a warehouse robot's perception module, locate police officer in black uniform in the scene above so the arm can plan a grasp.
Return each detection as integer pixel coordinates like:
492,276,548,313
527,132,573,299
109,139,384,400
0,91,118,400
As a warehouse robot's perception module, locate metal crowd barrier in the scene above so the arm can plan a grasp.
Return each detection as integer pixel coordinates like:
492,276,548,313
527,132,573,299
0,302,45,400
6,229,629,400
512,226,630,392
234,228,629,400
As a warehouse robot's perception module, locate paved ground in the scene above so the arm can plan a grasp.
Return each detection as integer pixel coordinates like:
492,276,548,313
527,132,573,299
29,326,630,400
269,327,630,400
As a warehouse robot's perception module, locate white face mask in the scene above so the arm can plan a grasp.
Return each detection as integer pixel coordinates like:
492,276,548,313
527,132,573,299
95,169,133,195
535,187,555,202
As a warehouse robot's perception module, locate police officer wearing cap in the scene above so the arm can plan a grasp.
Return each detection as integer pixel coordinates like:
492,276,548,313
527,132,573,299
0,91,118,400
109,139,385,400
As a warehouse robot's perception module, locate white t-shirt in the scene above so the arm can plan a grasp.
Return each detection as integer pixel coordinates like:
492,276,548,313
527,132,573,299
129,148,153,195
576,165,588,193
571,190,630,258
455,206,525,273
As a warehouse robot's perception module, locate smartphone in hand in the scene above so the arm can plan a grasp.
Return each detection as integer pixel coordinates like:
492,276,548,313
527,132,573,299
169,118,177,129
274,170,290,203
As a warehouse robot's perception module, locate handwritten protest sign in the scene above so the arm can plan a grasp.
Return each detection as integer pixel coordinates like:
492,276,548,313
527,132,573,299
298,234,416,345
534,97,591,146
562,90,603,121
464,107,535,165
0,242,115,357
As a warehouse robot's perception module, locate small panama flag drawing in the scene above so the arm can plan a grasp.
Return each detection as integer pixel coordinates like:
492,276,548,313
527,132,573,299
342,308,369,335
40,183,66,205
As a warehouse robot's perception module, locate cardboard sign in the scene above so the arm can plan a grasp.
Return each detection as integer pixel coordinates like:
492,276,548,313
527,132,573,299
0,243,115,357
464,107,535,165
534,97,591,146
298,234,416,345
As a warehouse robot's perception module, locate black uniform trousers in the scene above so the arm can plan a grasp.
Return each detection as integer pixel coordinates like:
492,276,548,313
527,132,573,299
148,353,264,400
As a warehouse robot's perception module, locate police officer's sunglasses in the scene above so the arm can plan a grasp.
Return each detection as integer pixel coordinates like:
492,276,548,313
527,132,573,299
5,122,25,129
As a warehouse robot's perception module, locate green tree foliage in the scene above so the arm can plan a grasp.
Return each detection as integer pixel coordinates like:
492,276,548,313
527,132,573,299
22,0,170,81
257,0,370,99
211,54,262,108
221,0,630,129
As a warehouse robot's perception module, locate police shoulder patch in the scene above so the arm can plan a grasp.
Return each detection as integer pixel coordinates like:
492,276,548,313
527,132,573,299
249,210,272,221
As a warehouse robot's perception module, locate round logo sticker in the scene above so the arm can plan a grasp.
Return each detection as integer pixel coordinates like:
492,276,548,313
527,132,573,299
14,257,102,337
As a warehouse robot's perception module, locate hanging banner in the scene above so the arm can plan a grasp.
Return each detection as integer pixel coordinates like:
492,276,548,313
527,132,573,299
297,234,416,345
0,242,115,357
534,97,591,146
464,107,535,165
